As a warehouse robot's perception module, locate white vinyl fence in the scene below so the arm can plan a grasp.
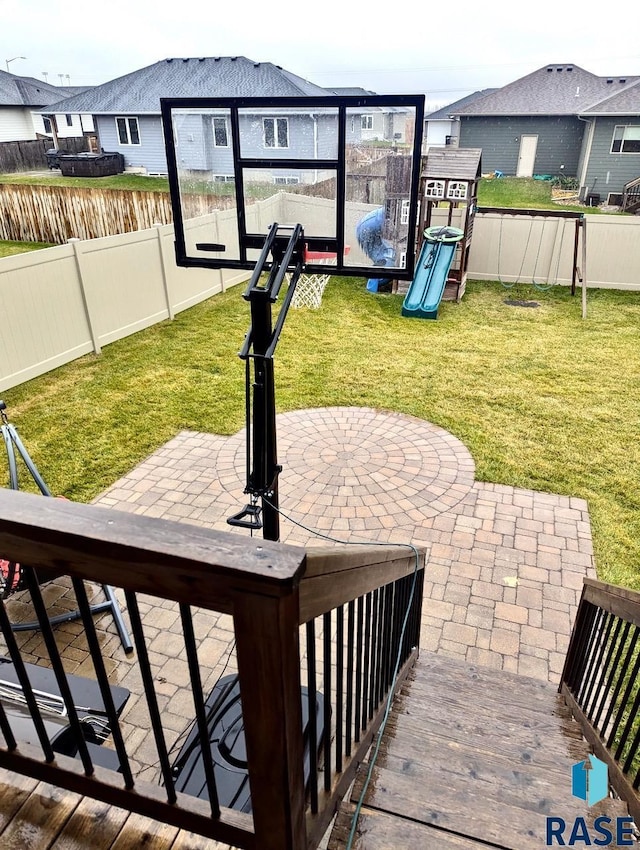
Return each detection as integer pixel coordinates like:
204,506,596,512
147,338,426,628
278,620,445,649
1,194,639,393
0,219,248,393
470,211,640,291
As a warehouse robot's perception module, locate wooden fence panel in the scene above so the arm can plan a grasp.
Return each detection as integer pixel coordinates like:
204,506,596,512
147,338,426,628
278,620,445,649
0,137,88,173
0,184,241,244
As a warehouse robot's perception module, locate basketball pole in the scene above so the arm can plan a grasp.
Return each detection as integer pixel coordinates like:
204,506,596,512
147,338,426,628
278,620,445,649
227,224,305,542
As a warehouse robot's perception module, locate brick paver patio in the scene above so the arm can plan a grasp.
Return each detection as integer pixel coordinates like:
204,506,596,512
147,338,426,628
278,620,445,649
94,406,595,686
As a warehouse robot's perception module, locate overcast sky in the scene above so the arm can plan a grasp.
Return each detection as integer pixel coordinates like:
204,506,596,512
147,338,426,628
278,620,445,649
3,0,639,109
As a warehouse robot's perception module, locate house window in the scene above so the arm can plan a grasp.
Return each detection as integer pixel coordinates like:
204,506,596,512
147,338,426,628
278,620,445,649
43,117,52,133
116,117,141,146
214,175,235,183
611,125,640,154
447,181,468,200
424,180,445,198
213,117,228,147
361,115,373,130
400,199,411,225
264,117,289,149
65,114,73,127
273,175,300,185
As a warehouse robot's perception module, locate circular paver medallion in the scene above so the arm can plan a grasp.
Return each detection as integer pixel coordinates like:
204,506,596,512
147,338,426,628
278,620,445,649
213,407,475,541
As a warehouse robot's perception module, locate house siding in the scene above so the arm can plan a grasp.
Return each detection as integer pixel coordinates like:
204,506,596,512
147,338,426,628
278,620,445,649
580,117,640,199
0,107,36,142
459,115,584,176
97,111,351,177
96,114,167,173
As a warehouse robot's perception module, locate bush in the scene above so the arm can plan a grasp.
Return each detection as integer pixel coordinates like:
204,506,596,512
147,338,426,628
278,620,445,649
552,175,579,190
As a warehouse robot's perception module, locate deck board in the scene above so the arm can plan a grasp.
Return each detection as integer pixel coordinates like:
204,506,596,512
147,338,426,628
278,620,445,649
330,651,631,849
0,767,240,850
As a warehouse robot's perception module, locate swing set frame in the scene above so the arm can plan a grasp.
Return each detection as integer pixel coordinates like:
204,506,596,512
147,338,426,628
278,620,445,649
480,206,588,317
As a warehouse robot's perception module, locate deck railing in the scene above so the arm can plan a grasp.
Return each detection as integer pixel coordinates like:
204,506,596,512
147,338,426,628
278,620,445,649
622,176,640,213
0,489,424,850
560,577,640,822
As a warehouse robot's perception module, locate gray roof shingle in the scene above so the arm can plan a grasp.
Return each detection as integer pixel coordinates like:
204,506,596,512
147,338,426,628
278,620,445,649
0,69,70,107
581,78,640,114
42,57,331,114
422,147,482,181
426,90,497,120
453,64,640,116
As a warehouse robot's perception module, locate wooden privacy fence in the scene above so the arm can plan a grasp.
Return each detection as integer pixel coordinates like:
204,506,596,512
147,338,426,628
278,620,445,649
0,137,88,174
0,184,237,244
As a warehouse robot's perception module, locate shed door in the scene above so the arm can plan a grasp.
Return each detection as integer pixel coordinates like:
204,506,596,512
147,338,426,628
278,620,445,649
517,135,538,177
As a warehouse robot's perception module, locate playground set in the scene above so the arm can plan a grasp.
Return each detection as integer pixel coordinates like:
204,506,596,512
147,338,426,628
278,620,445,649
358,145,588,321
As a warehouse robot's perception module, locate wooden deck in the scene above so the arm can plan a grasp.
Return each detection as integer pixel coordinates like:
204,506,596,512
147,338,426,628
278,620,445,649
1,652,627,850
0,767,239,850
329,651,630,849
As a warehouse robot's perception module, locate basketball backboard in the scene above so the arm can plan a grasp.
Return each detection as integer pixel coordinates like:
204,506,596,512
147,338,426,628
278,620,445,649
161,94,425,279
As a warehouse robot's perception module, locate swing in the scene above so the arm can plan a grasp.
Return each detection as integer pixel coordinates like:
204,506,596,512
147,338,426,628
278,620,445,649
497,214,535,290
497,215,564,292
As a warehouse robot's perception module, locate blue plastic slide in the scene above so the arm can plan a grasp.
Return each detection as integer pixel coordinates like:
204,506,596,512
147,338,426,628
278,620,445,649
355,207,395,292
402,226,464,320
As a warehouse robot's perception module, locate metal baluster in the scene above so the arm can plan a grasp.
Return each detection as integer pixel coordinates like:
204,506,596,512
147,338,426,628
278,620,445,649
72,578,134,788
368,589,379,720
124,590,176,803
345,600,355,758
180,604,221,818
0,699,16,750
601,625,639,742
23,568,94,774
593,620,631,730
582,611,615,717
576,606,605,706
361,593,371,732
0,595,54,761
354,596,364,743
323,610,331,792
306,619,318,814
586,615,622,723
335,605,344,774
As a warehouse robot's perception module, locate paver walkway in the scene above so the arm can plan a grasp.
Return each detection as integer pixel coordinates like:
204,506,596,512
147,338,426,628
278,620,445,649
94,407,596,685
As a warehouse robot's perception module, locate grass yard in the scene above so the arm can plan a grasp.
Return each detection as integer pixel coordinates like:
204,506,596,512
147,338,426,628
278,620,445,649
0,172,170,193
478,176,600,214
2,278,639,590
0,240,54,257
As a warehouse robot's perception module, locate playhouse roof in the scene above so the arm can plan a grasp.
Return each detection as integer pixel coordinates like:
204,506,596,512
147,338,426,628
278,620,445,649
422,147,482,182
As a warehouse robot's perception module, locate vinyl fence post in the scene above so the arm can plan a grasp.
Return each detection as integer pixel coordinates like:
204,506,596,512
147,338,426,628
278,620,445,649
68,237,101,355
154,223,174,320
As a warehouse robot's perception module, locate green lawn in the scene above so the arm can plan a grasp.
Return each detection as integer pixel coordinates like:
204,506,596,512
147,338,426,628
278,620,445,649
0,240,54,257
0,172,170,192
477,176,601,214
3,279,639,590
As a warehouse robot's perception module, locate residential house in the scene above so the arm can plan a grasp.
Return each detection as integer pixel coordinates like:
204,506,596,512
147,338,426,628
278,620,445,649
0,70,85,142
0,70,93,143
40,87,96,144
424,90,496,149
42,57,371,178
328,86,410,143
452,64,640,203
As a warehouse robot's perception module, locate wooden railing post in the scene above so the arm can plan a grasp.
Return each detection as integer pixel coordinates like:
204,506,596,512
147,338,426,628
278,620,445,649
233,584,307,850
